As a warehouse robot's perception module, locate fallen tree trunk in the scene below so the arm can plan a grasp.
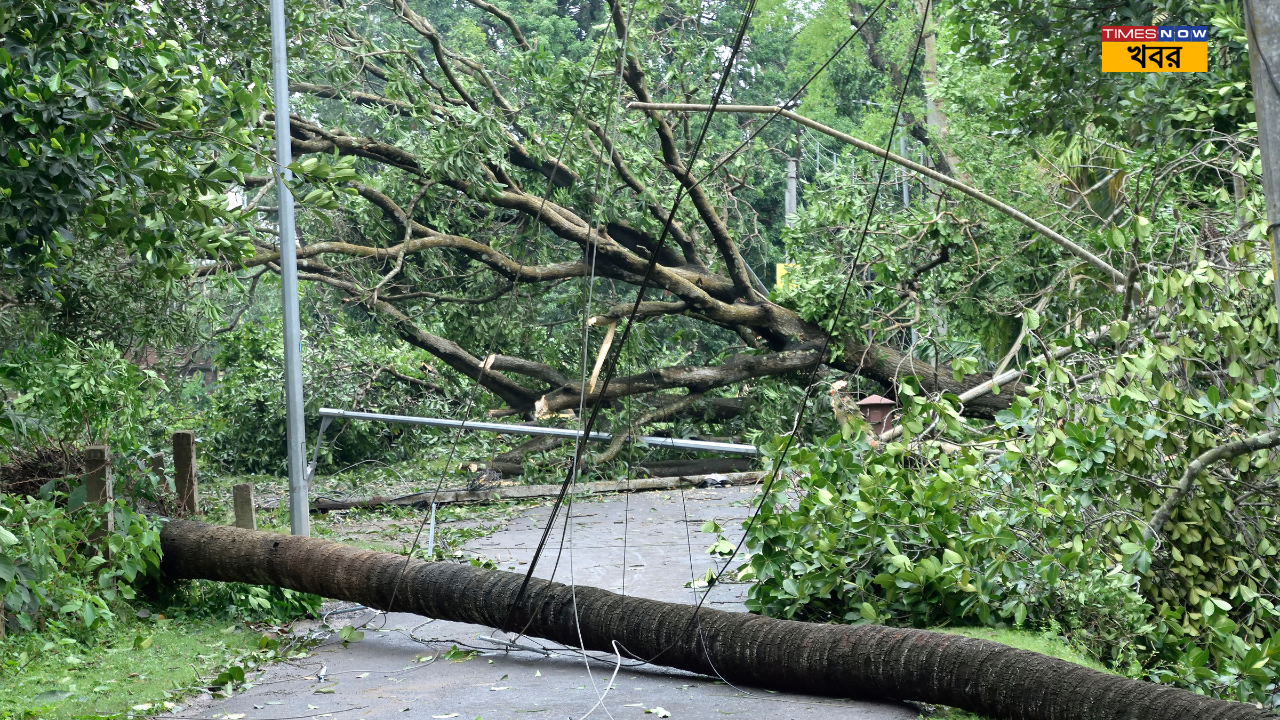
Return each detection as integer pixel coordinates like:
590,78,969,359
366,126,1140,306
160,520,1263,720
309,471,764,511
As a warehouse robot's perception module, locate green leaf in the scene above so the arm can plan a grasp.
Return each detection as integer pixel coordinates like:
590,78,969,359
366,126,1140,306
860,602,878,622
1109,321,1130,344
0,526,17,546
814,487,835,506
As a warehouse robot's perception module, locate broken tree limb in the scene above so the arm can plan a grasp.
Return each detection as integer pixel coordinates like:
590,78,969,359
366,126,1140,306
635,457,753,477
308,471,764,511
587,320,618,394
159,519,1265,720
627,102,1126,285
1144,428,1280,540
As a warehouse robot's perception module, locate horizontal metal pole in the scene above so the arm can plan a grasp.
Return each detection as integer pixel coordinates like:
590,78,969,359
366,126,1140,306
318,408,758,456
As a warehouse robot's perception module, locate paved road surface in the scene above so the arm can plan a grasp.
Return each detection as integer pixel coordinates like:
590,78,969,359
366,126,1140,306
180,486,918,720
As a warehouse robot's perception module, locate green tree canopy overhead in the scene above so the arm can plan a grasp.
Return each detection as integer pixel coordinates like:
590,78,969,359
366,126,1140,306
0,0,263,297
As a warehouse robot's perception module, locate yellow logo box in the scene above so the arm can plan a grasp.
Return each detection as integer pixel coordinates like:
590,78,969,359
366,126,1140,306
1102,41,1207,72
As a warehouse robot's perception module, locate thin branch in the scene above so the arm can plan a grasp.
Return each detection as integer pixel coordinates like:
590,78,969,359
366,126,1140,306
589,392,703,464
462,0,530,50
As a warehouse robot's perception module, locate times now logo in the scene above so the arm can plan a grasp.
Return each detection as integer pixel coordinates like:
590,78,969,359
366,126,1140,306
1102,26,1209,41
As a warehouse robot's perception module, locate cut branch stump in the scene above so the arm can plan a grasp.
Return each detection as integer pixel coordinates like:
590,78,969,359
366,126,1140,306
158,520,1267,720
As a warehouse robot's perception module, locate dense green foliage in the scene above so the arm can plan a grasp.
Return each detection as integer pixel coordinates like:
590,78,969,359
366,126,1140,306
0,0,258,289
737,0,1280,706
4,0,1280,710
0,497,161,636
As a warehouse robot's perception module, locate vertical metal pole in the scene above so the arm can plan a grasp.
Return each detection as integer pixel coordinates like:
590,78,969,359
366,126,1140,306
270,0,309,536
785,158,797,226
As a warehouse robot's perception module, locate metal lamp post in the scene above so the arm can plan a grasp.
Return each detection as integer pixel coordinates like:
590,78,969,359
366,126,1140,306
269,0,309,536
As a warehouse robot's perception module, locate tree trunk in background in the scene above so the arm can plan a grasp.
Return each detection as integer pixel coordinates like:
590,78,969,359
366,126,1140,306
160,519,1264,720
913,0,966,182
916,0,962,181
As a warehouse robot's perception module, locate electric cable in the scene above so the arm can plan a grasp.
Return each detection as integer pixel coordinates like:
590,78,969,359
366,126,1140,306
503,0,900,630
680,0,891,196
507,0,902,643
596,0,932,672
698,0,934,606
380,14,633,613
501,0,761,637
555,7,646,713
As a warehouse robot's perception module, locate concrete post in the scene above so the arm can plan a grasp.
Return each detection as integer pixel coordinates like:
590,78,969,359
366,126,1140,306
84,445,113,538
232,483,257,530
149,452,165,490
172,431,199,515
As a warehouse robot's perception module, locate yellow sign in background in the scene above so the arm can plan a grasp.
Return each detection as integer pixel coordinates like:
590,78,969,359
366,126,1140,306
1102,41,1207,72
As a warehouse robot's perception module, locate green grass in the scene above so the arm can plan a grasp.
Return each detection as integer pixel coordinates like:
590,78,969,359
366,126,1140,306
933,626,1111,673
0,615,271,720
923,626,1112,720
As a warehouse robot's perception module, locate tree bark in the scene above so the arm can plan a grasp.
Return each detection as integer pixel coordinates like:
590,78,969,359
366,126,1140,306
912,0,965,181
160,520,1265,720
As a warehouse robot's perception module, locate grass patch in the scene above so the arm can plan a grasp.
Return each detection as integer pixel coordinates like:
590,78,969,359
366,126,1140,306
0,614,283,720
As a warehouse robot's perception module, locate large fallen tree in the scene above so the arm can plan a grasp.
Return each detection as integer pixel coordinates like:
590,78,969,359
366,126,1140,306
159,519,1265,720
188,0,1126,459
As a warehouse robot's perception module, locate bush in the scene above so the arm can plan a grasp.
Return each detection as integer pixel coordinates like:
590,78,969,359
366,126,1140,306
201,317,452,475
742,428,1280,705
0,495,161,638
